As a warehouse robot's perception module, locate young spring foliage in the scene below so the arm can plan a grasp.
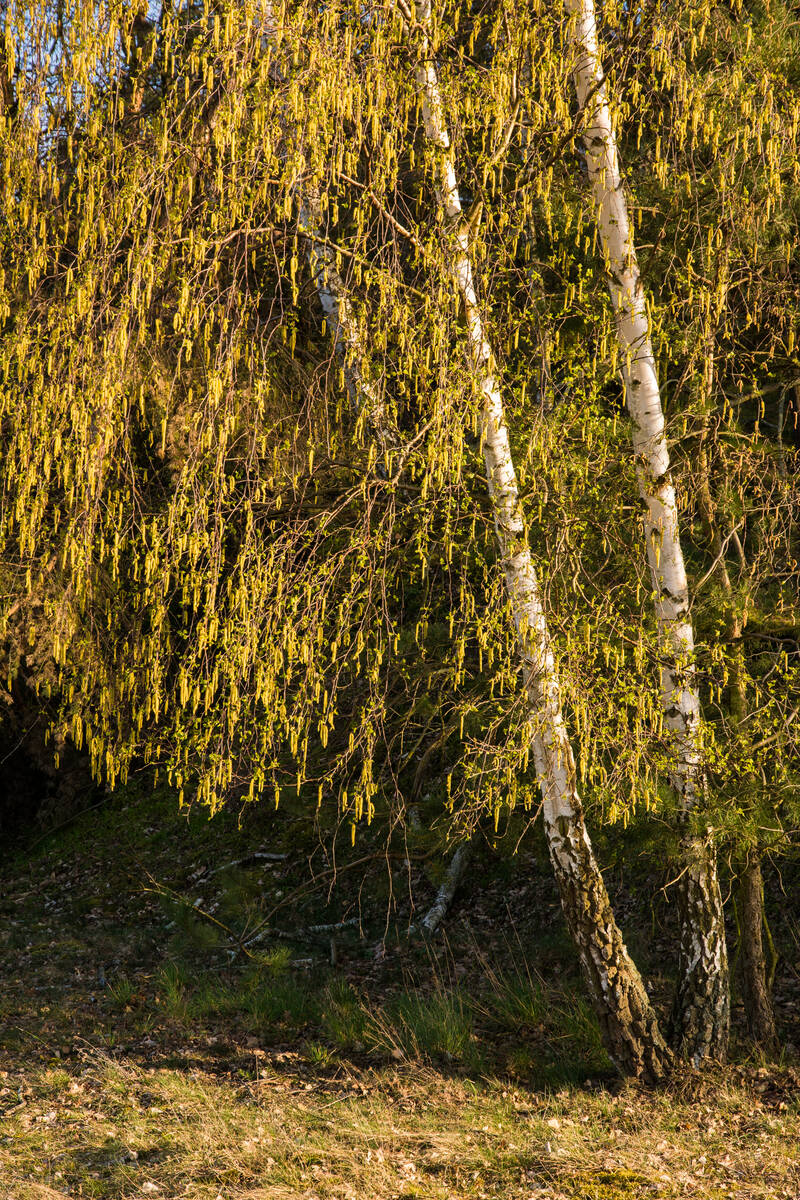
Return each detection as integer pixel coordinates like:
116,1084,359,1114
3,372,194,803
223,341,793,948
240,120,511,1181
1,0,797,863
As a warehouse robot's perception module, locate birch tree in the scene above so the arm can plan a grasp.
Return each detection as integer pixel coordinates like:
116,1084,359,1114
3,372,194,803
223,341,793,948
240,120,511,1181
563,0,729,1061
3,0,797,1072
612,9,799,1049
398,0,670,1081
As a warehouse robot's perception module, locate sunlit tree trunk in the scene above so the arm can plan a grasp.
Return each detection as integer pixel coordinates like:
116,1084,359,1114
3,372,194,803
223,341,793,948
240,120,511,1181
404,0,670,1081
564,0,729,1063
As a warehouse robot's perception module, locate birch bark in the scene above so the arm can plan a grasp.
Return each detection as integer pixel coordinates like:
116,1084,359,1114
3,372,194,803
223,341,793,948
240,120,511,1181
298,192,400,458
405,0,670,1081
564,0,728,1061
263,2,399,458
418,841,472,936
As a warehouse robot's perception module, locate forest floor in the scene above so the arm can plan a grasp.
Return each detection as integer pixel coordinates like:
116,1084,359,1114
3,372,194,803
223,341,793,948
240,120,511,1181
1,787,800,1199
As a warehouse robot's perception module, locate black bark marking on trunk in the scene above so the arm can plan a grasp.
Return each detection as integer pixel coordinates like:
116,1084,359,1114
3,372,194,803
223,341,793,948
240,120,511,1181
669,834,729,1063
544,812,672,1084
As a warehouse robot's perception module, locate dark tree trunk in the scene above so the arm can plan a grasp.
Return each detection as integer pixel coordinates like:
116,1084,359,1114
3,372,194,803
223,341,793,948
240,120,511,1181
739,854,778,1050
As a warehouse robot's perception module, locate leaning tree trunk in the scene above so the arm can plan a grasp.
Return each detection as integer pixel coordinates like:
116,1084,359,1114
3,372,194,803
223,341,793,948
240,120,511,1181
418,840,473,936
565,0,729,1063
298,192,399,460
405,0,670,1082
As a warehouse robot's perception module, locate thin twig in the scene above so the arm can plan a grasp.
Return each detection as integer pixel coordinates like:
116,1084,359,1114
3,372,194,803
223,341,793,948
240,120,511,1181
693,518,746,595
338,172,423,250
139,869,256,959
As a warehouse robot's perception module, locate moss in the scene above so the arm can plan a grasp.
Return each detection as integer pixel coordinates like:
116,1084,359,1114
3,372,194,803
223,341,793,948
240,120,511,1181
565,1169,650,1197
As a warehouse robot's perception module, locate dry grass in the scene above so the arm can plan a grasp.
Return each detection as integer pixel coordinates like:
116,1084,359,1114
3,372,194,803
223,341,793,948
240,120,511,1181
2,1052,799,1199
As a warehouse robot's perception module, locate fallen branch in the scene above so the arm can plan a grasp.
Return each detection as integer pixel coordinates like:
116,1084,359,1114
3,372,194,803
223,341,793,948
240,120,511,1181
139,870,257,959
416,841,473,936
206,851,289,878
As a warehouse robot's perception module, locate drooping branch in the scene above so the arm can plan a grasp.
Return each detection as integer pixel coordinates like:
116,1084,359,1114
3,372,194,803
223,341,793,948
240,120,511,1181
263,2,400,462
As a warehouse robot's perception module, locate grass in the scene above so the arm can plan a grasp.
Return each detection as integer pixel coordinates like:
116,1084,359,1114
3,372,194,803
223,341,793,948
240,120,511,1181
3,1052,800,1199
366,986,481,1068
3,783,800,1197
321,978,369,1049
153,960,319,1032
478,960,548,1030
475,956,613,1082
146,957,607,1079
105,974,135,1009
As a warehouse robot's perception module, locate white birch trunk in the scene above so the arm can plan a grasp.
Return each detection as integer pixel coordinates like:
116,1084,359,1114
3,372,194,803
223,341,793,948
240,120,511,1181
418,841,472,936
298,193,399,457
406,800,474,935
408,0,670,1081
565,0,728,1061
263,2,398,458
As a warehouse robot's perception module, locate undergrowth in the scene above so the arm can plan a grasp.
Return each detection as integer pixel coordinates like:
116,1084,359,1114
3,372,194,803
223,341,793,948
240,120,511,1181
143,953,612,1083
3,782,799,1198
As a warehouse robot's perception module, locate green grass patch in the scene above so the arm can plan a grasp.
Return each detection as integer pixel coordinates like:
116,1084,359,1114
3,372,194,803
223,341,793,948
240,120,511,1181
477,959,548,1030
153,960,319,1036
321,977,369,1049
366,987,482,1068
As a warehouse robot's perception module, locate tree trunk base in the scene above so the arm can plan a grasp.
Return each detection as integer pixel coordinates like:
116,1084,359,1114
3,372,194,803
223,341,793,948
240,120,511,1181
670,835,729,1063
739,855,778,1051
546,811,673,1085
